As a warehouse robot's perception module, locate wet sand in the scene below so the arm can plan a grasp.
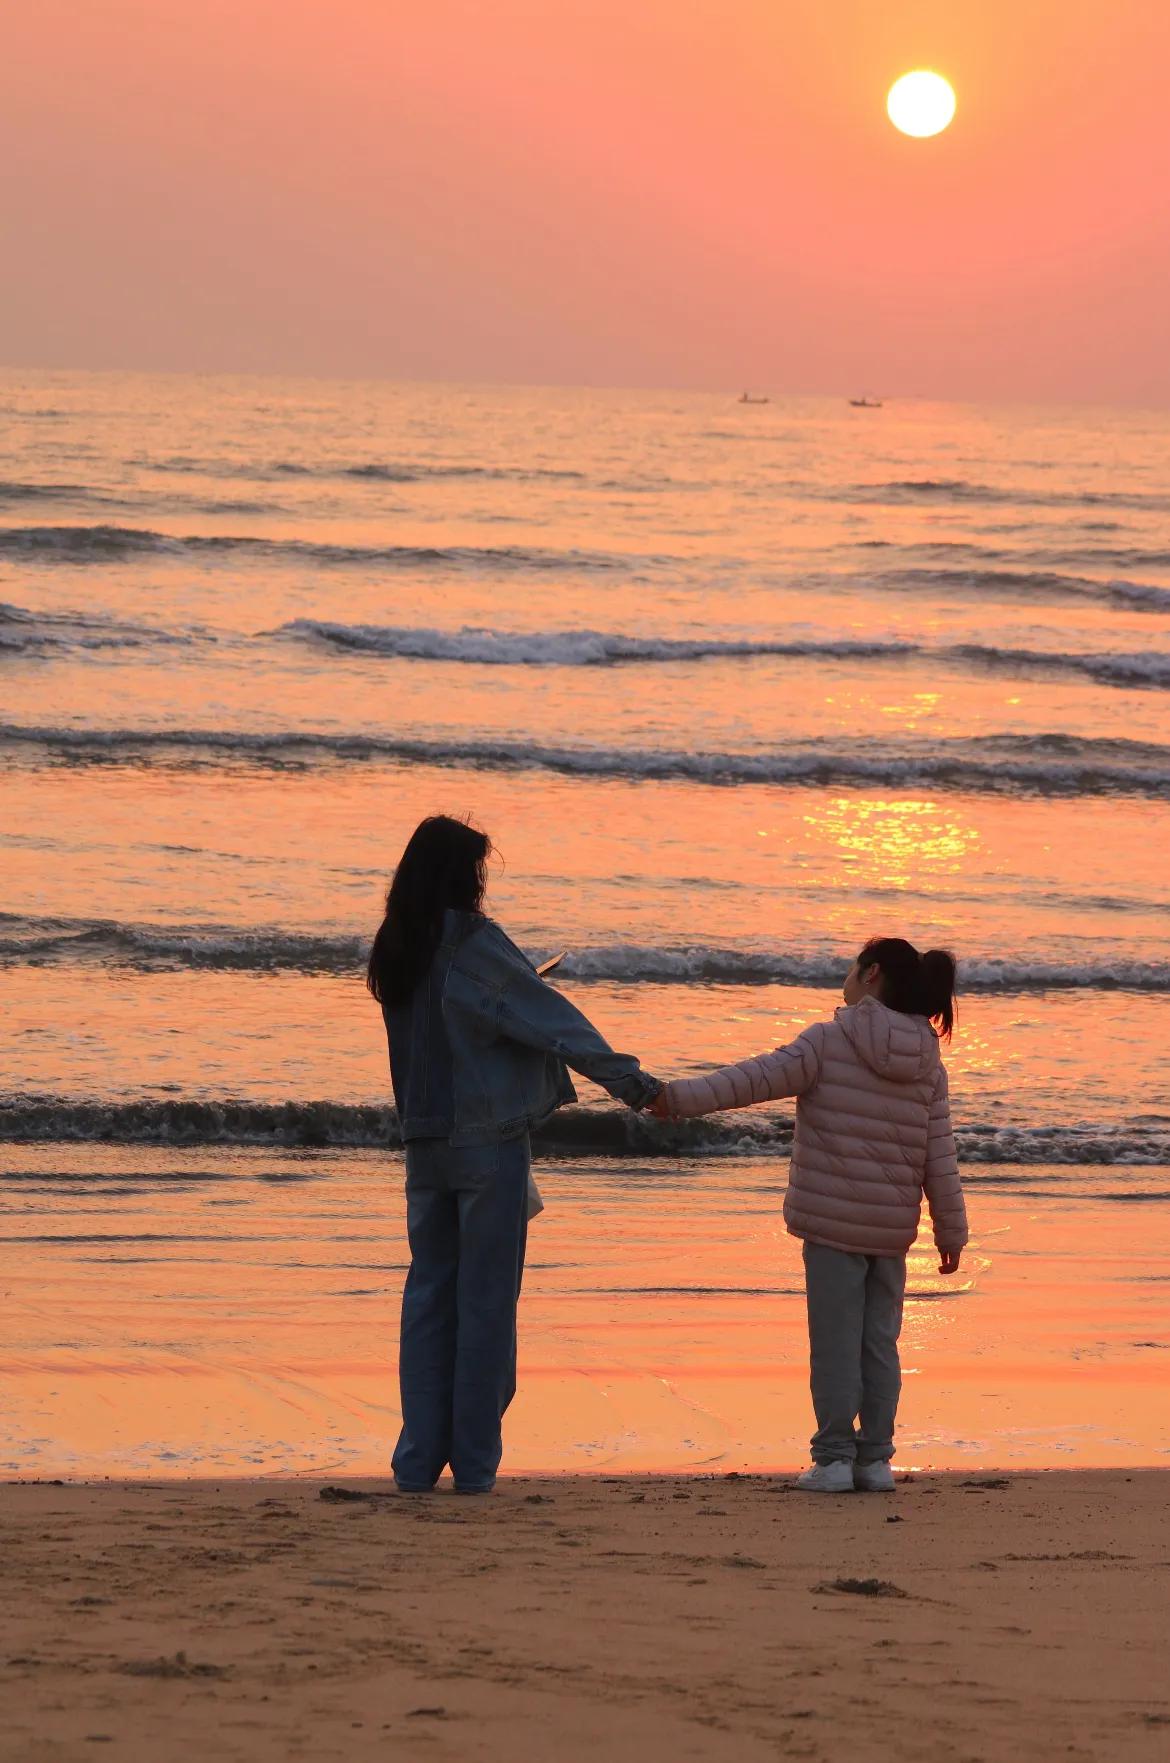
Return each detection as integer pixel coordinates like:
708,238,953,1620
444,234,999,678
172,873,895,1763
6,1145,1170,1479
3,1471,1168,1761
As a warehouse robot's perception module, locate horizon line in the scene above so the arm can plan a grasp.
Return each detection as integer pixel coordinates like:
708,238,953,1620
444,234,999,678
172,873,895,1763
1,361,1169,420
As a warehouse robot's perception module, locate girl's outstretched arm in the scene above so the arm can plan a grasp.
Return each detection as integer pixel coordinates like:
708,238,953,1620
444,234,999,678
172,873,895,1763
652,1029,822,1119
924,1066,968,1269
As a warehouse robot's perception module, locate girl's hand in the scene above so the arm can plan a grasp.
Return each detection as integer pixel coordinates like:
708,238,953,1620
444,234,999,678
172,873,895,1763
647,1087,675,1120
938,1248,962,1275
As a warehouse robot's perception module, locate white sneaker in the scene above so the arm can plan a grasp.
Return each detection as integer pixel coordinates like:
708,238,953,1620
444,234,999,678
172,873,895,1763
796,1461,855,1493
854,1462,896,1493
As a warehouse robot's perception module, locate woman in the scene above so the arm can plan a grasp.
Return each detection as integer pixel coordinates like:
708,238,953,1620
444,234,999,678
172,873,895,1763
369,814,659,1494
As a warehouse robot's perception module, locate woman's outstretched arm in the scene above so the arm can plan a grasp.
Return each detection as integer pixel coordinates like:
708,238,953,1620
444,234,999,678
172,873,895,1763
455,921,660,1108
498,962,660,1107
653,1029,823,1118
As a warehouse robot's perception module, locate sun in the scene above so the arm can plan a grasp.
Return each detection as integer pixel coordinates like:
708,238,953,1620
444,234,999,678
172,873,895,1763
887,70,956,139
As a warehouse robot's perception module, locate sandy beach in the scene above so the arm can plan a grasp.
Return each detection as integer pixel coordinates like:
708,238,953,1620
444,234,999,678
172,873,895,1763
3,1470,1168,1761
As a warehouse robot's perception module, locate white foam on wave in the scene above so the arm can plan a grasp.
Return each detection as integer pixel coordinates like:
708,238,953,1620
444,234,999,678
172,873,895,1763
278,622,1170,691
7,598,1170,698
9,597,1170,695
2,1095,1167,1164
4,915,1169,992
954,643,1170,689
273,621,914,667
560,947,1170,993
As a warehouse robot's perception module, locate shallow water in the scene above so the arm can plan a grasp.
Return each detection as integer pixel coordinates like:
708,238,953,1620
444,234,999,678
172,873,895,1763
2,372,1168,1470
3,1146,1167,1476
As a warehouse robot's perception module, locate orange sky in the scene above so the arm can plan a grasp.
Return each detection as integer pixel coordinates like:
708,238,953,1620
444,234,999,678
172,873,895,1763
4,0,1169,402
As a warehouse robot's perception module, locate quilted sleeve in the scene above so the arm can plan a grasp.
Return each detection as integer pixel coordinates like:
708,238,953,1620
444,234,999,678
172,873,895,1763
924,1065,968,1251
659,1030,822,1119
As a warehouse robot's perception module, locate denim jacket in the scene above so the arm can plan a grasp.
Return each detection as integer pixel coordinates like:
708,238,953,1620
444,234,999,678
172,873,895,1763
383,910,659,1147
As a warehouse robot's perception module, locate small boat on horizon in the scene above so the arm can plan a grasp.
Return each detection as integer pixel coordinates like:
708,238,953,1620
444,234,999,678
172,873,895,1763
738,391,770,404
849,396,883,408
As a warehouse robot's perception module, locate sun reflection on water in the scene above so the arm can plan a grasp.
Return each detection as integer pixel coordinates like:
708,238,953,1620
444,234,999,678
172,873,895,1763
878,690,942,731
802,796,979,894
901,1246,986,1358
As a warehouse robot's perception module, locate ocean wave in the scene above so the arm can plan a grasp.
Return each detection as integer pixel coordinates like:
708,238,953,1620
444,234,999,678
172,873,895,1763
1038,546,1170,571
0,916,369,973
136,455,589,484
0,480,93,505
8,600,1169,693
2,1095,1167,1163
135,455,270,478
953,643,1170,690
0,600,189,656
343,461,587,484
857,535,1170,572
0,525,181,559
886,566,1170,613
8,524,1170,616
559,947,1170,994
275,622,1170,691
0,483,276,520
273,621,915,667
3,724,1169,797
188,498,279,517
847,479,1170,514
0,524,630,573
5,916,1170,993
24,461,1170,519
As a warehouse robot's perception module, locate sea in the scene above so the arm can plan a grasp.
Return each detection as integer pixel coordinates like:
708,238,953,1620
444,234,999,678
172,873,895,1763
2,370,1168,1477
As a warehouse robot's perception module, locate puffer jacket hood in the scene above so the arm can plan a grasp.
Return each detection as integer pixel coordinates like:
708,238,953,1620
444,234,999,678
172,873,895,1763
835,997,940,1085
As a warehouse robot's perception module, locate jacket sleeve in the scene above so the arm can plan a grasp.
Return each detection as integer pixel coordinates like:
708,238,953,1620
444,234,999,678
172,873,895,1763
660,1030,822,1118
475,928,659,1108
924,1066,968,1251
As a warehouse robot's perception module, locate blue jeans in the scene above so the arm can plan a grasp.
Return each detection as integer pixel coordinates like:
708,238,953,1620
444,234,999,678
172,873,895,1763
392,1133,530,1492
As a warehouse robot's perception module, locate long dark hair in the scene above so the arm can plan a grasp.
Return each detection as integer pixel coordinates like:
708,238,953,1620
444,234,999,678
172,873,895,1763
367,815,492,1007
857,937,957,1040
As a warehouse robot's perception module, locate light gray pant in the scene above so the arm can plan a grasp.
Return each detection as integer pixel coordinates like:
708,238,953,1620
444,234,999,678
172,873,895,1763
803,1241,907,1465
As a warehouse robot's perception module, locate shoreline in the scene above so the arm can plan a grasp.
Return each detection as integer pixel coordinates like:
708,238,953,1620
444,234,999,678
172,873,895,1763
3,1470,1168,1760
6,1444,1170,1486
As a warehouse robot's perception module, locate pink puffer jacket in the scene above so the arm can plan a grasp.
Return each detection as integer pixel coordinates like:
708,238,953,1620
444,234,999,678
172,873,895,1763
661,997,967,1257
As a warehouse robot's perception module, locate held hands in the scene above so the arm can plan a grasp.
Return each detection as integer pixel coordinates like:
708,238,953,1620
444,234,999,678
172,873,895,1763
647,1084,677,1120
938,1248,962,1276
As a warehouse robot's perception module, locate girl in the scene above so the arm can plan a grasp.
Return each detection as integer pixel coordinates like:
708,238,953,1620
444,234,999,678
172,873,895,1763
369,814,659,1495
651,938,967,1492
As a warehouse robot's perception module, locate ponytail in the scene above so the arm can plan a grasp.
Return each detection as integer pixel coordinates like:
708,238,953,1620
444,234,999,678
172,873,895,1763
857,937,957,1040
918,948,957,1040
